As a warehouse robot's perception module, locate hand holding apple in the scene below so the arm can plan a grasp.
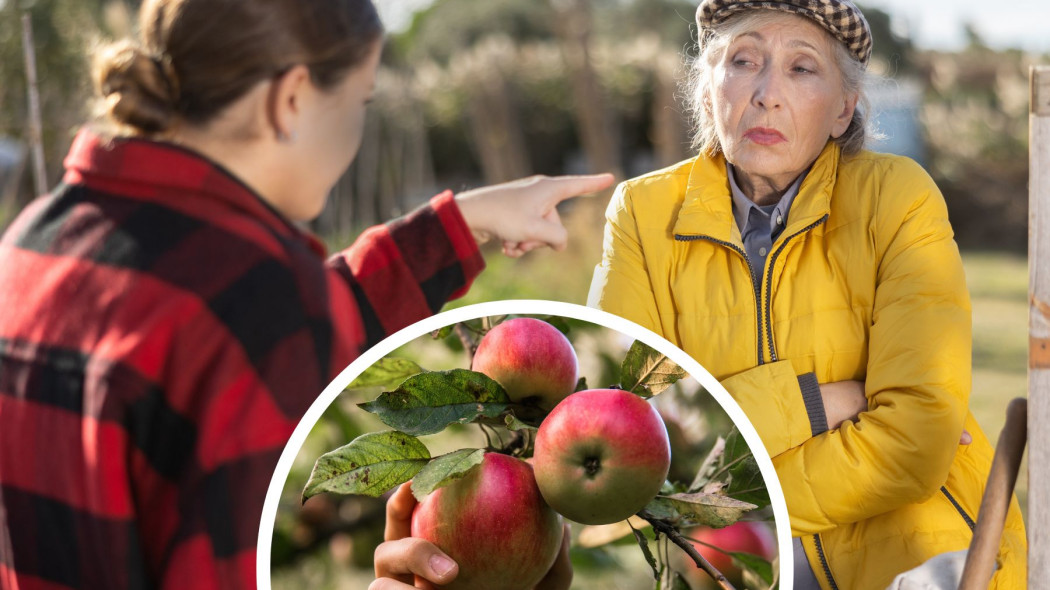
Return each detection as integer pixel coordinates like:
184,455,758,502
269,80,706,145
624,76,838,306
533,389,671,525
409,453,564,590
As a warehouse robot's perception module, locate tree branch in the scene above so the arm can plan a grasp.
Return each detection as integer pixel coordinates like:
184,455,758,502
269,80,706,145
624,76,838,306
455,323,479,363
639,511,737,590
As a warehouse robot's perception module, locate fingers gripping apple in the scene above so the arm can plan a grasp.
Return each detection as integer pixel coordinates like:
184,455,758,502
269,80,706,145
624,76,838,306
410,453,563,590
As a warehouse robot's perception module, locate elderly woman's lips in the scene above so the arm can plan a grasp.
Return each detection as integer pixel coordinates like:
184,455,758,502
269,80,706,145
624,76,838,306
744,128,787,145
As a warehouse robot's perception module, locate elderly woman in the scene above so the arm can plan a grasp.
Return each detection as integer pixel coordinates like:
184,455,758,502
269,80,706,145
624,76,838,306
588,0,1026,588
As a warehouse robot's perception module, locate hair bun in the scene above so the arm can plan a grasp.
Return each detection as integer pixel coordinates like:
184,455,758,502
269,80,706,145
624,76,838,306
92,40,179,134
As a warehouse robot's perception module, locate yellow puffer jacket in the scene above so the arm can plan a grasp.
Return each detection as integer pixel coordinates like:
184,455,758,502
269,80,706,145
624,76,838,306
588,141,1026,590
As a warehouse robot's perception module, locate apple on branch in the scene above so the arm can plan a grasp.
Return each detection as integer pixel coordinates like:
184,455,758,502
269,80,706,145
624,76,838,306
410,452,563,590
676,521,777,589
471,317,579,410
533,389,671,525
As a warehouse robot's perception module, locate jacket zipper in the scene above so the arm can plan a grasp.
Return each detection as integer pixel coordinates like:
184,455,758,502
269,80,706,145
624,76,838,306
676,213,829,365
764,214,829,362
813,534,840,590
941,486,977,531
674,234,764,365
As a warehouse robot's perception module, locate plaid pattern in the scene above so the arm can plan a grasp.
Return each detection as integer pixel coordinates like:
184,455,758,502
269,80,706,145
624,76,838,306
696,0,873,65
0,130,484,589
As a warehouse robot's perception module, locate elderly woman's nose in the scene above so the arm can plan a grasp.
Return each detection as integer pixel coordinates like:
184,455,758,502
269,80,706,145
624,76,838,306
751,69,785,109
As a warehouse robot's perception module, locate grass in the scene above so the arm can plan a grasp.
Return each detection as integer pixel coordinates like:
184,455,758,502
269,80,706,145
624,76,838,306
963,251,1029,517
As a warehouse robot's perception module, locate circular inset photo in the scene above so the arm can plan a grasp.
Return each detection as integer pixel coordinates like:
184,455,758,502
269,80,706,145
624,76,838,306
259,301,789,590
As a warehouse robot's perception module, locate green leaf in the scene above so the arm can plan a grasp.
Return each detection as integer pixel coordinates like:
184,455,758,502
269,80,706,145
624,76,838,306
620,340,687,397
347,358,425,390
432,325,454,340
504,413,539,432
732,551,775,585
302,431,430,501
630,520,659,581
721,428,771,508
539,315,572,336
688,436,726,493
410,448,486,501
646,493,757,528
359,369,512,436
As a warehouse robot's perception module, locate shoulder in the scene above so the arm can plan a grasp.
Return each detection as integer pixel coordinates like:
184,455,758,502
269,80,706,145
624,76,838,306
837,150,939,196
608,156,702,218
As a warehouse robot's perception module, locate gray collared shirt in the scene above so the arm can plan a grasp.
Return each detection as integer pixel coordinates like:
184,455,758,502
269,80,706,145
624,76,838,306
728,164,808,283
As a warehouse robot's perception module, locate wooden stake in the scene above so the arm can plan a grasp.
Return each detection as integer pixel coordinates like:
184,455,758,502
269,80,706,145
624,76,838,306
21,13,47,197
1029,65,1050,586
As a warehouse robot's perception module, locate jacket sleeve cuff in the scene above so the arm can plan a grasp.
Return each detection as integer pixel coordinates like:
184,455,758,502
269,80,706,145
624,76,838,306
798,372,829,436
429,190,486,299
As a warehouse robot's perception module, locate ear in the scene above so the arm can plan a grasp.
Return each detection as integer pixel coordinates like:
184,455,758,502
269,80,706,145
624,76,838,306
267,64,312,142
830,92,859,139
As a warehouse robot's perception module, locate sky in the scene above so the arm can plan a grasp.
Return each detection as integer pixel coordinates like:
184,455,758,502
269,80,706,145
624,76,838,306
376,0,1050,53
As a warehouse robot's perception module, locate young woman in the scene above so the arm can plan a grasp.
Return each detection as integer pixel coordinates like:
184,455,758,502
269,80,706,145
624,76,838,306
0,1,611,588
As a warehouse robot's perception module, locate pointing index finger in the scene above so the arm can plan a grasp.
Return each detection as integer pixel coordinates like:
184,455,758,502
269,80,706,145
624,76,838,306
545,173,616,204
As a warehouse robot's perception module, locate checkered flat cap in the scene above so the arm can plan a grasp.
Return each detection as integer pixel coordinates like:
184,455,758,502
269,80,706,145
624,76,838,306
696,0,872,65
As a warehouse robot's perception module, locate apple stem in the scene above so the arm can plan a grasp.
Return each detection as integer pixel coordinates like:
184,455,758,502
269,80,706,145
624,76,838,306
639,511,738,590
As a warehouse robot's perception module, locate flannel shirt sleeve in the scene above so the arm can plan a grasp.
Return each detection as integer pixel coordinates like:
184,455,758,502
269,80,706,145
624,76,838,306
326,190,485,349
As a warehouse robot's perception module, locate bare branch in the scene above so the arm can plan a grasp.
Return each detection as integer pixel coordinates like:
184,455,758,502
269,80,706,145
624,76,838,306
639,511,737,590
455,323,479,363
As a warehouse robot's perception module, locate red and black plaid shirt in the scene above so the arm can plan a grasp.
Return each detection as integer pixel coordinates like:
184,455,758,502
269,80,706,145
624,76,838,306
0,130,484,589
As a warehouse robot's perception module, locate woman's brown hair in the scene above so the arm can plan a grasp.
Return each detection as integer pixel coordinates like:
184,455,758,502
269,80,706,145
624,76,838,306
93,0,384,135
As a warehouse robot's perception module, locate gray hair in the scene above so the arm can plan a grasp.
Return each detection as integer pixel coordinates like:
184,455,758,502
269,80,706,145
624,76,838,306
682,10,871,157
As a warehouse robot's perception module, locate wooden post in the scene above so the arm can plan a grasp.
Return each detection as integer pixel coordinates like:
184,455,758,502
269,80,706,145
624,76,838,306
1029,65,1050,586
21,13,47,197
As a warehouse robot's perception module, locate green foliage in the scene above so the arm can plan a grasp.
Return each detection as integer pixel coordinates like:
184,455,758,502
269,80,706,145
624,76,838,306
631,521,660,580
620,340,687,397
358,369,512,436
295,318,773,590
644,493,758,529
347,358,424,389
302,430,430,501
410,448,486,501
390,0,554,65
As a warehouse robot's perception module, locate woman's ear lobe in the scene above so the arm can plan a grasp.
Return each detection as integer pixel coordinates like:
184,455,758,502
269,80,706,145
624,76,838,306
268,65,311,142
831,93,859,139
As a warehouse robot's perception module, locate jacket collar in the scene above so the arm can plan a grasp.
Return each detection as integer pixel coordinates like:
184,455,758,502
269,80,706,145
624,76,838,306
673,141,841,244
63,128,327,256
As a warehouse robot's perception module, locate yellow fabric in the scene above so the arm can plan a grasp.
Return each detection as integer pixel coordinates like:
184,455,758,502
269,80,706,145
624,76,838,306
588,142,1026,590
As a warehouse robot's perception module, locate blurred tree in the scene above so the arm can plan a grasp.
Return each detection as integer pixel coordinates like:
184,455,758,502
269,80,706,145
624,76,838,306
857,3,915,73
389,0,555,65
962,22,988,51
0,0,136,207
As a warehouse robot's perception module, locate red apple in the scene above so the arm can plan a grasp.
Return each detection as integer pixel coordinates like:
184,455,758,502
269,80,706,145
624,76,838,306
471,318,578,410
677,522,777,589
410,453,562,590
533,389,671,525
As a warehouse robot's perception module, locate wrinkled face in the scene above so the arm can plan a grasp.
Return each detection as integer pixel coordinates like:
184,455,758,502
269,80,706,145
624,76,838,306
290,40,382,221
710,13,856,189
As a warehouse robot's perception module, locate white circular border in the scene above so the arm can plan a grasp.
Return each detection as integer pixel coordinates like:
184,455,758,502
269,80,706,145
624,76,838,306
257,300,794,588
